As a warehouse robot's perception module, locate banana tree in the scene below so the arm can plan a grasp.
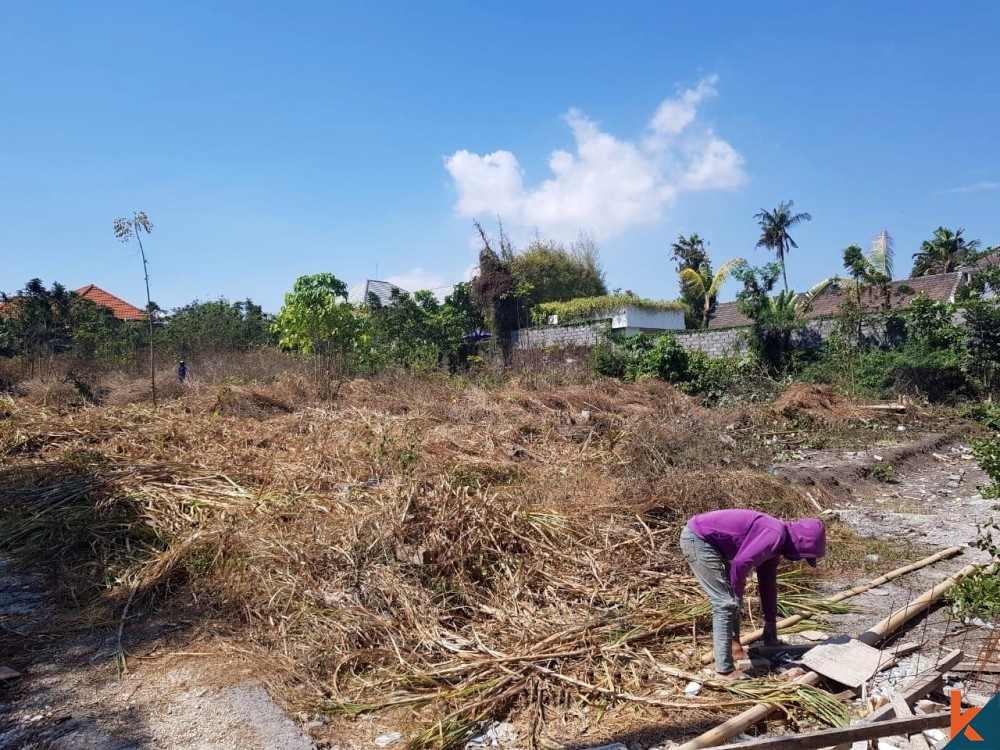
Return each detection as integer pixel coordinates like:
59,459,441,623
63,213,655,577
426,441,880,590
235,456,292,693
679,258,745,328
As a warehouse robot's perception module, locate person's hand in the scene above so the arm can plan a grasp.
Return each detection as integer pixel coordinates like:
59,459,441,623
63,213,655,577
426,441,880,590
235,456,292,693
763,621,778,646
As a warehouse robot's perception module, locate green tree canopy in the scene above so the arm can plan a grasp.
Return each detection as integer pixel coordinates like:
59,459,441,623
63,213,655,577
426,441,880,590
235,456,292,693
509,233,607,312
272,273,360,358
910,227,981,277
754,200,811,292
670,233,713,328
735,262,801,371
669,233,710,274
161,298,274,357
679,258,744,329
358,283,485,371
0,278,128,364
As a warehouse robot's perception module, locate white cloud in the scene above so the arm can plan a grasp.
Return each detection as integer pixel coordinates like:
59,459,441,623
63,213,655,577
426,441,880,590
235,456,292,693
938,181,1000,195
445,76,746,240
385,268,446,292
648,74,719,140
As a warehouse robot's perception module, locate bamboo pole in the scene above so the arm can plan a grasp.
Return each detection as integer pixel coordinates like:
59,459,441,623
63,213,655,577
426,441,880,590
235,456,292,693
700,545,963,664
857,561,990,647
678,561,983,750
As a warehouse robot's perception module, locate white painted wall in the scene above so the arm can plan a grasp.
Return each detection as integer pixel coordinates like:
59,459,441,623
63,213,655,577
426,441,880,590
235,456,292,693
609,305,685,332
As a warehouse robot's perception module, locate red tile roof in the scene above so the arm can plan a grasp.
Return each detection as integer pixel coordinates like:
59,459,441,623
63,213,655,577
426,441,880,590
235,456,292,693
707,271,963,329
75,285,146,321
966,249,1000,272
706,301,752,329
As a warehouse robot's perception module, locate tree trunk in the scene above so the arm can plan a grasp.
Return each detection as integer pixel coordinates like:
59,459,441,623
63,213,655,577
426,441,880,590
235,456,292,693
135,233,156,407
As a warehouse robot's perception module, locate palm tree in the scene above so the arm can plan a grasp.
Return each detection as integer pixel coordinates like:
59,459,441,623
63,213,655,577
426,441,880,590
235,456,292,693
910,227,981,277
679,258,744,328
669,233,709,273
754,201,812,292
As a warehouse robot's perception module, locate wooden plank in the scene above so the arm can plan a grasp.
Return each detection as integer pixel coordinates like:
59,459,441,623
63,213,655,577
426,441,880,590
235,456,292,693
955,661,1000,673
801,638,886,688
748,644,814,657
860,649,963,724
890,697,931,750
678,566,980,750
704,712,948,750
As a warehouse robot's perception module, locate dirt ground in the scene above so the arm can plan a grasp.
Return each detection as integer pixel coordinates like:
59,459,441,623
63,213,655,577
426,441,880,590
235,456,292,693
1,431,997,750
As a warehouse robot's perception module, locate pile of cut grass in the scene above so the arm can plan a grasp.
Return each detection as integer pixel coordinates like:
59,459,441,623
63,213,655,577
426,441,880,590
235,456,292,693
0,373,863,749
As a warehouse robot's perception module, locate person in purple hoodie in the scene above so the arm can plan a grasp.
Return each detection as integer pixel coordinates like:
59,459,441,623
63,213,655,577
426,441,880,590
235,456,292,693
680,509,826,679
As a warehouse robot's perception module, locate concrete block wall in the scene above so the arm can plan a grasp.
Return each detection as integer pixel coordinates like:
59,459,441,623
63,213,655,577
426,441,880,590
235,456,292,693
511,322,609,349
669,318,840,358
514,317,885,359
674,327,747,357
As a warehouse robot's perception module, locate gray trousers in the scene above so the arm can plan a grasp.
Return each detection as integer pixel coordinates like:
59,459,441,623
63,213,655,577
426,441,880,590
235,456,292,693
680,525,742,672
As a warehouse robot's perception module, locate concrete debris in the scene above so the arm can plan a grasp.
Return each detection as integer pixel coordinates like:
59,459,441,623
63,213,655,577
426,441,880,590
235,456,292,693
966,693,992,708
915,700,944,715
866,654,934,702
798,630,829,642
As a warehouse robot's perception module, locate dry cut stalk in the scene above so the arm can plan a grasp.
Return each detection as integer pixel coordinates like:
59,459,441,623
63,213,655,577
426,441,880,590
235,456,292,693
700,545,964,664
678,560,984,750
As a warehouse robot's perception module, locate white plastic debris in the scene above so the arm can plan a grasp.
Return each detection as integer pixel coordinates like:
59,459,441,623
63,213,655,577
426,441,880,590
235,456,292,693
683,681,701,696
465,722,519,748
375,732,403,747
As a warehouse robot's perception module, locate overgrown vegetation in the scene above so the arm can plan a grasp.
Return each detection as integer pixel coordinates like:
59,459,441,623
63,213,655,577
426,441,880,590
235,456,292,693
532,294,687,326
590,332,740,403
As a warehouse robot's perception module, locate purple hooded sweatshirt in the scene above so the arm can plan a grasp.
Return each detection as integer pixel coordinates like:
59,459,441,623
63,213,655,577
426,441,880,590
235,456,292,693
687,509,826,621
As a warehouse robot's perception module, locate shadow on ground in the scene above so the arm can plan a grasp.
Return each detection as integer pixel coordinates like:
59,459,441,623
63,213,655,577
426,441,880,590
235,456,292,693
0,457,314,750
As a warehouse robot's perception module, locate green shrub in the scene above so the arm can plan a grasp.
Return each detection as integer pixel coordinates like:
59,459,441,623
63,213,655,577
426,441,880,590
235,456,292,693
949,518,1000,619
950,569,1000,620
626,333,689,383
589,341,627,380
589,333,739,404
852,346,975,402
973,437,1000,499
677,351,738,404
966,402,1000,432
869,462,895,483
964,299,1000,396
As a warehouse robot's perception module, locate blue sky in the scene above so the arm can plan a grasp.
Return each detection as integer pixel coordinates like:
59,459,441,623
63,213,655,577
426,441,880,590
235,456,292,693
1,1,998,312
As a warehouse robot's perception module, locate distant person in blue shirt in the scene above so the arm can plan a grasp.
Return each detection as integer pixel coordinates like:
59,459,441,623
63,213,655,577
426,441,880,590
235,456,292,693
177,360,188,383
